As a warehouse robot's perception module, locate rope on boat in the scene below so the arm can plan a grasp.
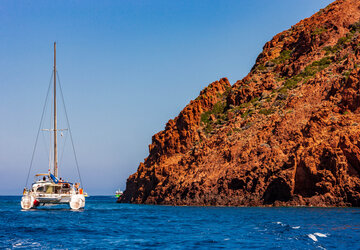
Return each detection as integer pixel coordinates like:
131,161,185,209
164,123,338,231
25,71,54,187
57,71,84,189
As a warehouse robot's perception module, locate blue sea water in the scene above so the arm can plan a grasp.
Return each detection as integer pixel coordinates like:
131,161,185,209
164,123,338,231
0,196,359,249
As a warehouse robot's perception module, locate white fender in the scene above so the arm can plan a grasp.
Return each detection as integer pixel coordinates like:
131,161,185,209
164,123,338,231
70,194,85,210
21,195,34,210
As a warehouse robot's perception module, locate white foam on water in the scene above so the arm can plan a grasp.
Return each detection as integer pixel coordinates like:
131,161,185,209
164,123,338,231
308,234,318,242
224,238,230,241
12,239,42,249
292,226,300,229
274,221,285,226
314,233,328,238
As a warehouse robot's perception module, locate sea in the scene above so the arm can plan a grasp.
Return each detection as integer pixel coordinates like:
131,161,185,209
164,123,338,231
0,196,359,249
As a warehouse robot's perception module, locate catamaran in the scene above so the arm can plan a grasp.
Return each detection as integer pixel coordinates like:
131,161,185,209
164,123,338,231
21,42,86,210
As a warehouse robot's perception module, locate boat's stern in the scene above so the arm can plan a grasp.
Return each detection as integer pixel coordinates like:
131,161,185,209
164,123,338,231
21,178,86,210
21,194,36,210
69,194,85,210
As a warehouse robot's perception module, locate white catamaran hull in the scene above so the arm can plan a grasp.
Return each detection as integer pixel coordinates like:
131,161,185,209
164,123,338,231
21,193,85,210
69,195,85,210
20,195,35,210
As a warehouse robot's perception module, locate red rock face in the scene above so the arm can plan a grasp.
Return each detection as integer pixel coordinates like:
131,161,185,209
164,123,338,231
120,0,360,206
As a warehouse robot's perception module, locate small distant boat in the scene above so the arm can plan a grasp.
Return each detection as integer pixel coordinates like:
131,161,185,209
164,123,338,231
115,190,123,198
21,43,86,210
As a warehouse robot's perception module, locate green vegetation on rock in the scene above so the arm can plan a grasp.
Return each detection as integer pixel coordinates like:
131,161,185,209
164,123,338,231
272,49,292,64
311,26,327,36
241,109,255,119
278,56,333,92
323,22,360,55
259,108,275,115
200,101,227,134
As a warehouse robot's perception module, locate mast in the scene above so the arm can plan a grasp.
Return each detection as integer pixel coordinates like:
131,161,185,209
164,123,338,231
54,42,58,178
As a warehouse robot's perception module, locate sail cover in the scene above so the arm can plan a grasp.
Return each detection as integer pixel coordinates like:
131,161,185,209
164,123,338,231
50,173,59,184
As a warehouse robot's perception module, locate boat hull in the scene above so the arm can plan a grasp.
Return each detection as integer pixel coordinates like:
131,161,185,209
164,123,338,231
21,195,35,210
21,193,85,210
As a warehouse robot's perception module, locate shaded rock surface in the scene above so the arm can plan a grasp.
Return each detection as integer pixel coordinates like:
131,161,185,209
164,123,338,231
120,0,360,206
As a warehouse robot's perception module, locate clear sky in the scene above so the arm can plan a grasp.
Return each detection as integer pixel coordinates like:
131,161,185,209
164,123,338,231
0,0,333,195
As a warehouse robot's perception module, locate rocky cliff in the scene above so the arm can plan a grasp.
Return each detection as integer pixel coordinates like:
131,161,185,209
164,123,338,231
120,0,360,206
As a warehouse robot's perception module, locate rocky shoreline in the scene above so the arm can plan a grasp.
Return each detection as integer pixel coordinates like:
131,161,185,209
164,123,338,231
119,0,360,207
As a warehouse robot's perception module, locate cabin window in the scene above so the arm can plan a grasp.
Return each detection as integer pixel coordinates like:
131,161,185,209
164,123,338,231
46,186,53,193
36,186,44,192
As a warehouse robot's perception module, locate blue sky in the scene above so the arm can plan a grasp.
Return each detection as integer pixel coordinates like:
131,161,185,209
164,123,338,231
0,0,333,195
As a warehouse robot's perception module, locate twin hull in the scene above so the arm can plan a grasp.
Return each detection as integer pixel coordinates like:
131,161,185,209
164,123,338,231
21,181,85,210
21,193,85,210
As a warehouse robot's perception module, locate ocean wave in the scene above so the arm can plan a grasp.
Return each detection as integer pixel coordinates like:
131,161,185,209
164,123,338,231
308,232,328,242
314,233,328,238
308,234,318,242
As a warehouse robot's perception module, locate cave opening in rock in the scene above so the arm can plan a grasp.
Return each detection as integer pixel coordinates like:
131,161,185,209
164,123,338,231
228,178,245,190
263,178,291,204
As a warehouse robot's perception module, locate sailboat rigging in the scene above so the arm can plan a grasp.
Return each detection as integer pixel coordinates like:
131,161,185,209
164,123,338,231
21,42,86,210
